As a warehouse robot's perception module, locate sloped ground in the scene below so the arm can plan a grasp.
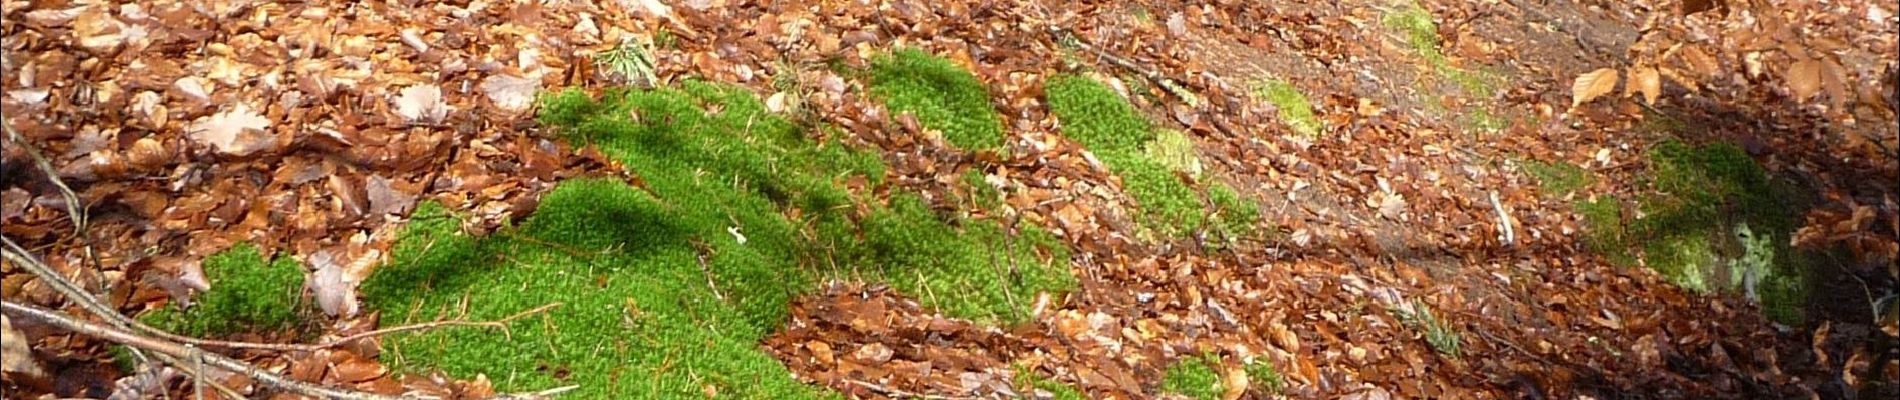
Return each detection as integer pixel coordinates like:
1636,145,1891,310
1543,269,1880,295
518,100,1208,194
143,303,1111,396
4,0,1896,399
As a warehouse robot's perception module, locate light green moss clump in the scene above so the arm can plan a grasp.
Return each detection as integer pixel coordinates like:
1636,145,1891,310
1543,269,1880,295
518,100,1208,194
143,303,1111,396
1383,4,1499,100
141,243,308,337
868,49,1006,152
1253,79,1323,138
364,82,1072,398
1160,353,1223,400
1046,75,1260,240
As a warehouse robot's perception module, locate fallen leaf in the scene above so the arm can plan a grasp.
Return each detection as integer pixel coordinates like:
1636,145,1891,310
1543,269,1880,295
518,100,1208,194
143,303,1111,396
1626,66,1662,105
307,250,360,317
393,84,451,123
2,315,43,377
481,74,539,112
365,175,418,216
188,105,278,156
1785,59,1822,101
1571,68,1619,108
1221,362,1248,400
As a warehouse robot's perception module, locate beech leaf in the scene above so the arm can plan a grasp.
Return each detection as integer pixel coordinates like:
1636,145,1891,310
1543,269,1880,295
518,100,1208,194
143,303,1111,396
188,105,277,156
481,74,539,112
1627,66,1663,105
393,84,451,123
1786,59,1822,101
1571,67,1619,108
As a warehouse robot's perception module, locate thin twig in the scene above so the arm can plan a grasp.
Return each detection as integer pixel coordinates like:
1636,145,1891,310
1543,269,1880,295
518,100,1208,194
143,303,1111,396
3,300,410,400
4,123,103,294
689,240,726,301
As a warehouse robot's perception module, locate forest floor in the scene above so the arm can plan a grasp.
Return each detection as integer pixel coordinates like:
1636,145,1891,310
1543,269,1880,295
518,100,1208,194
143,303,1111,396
3,0,1897,399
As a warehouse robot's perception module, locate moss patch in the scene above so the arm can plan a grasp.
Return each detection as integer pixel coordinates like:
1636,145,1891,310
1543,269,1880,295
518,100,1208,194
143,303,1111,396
1012,365,1086,400
363,82,1072,397
868,49,1006,152
141,243,309,337
1522,159,1592,196
1045,75,1260,240
1252,79,1323,138
1579,140,1809,324
1160,353,1223,400
1244,357,1285,395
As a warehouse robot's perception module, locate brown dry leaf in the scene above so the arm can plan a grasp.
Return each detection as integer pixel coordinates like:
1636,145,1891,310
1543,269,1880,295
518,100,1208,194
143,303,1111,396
1820,58,1849,107
1786,59,1823,101
1627,66,1663,105
189,105,277,156
330,355,386,383
1677,45,1721,77
1,315,43,377
1571,68,1619,108
1220,362,1248,400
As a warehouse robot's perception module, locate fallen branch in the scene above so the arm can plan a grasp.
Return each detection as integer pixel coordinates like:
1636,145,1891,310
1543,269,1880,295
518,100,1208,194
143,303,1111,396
3,300,408,400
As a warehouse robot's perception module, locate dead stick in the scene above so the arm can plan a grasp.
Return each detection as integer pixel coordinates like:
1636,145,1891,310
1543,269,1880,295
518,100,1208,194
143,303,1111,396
3,300,410,400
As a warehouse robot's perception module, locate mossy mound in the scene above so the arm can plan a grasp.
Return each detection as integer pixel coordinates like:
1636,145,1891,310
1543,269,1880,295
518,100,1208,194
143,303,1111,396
361,81,1072,397
1045,75,1260,241
868,49,1007,152
140,243,310,337
1578,140,1809,324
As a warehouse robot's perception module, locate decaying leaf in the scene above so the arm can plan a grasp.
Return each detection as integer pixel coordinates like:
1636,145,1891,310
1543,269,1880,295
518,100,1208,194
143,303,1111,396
306,250,361,317
481,74,540,112
1571,68,1619,108
2,315,43,377
393,84,451,123
188,105,277,156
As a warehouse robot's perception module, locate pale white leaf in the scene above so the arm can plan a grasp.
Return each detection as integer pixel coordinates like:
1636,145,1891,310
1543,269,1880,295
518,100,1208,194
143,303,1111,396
188,105,277,156
393,84,450,123
481,74,539,112
306,250,360,317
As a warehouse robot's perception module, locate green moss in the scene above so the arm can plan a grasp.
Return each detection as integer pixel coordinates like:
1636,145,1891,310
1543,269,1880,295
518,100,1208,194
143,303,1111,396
1044,75,1154,153
868,49,1006,152
1577,197,1637,266
1252,79,1323,138
1160,353,1223,400
364,82,1072,397
1243,358,1284,395
1577,140,1809,324
860,194,1075,323
1012,365,1086,400
1046,75,1259,240
141,243,308,337
1208,183,1260,240
1383,3,1498,99
1522,159,1592,196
